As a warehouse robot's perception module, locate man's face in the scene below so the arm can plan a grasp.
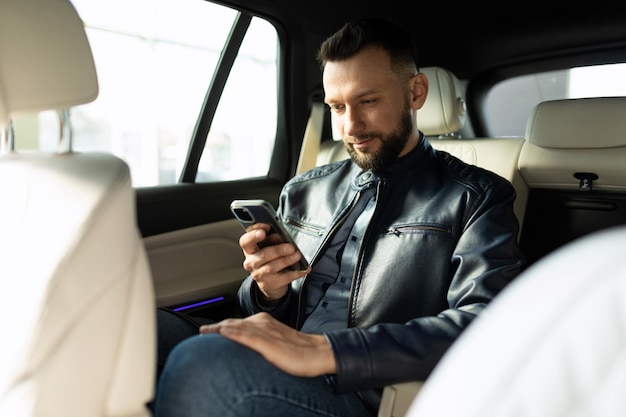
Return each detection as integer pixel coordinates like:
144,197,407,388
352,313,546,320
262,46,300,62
323,45,420,171
344,105,413,171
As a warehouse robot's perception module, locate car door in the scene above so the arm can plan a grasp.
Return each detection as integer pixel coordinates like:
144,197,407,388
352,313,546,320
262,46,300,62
60,0,314,320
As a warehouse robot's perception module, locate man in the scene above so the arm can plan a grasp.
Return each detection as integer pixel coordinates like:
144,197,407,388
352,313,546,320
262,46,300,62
153,18,524,417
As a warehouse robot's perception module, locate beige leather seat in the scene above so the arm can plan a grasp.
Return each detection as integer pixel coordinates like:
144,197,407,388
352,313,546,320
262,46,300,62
430,136,527,229
520,97,626,191
416,66,467,135
518,97,626,264
405,224,626,417
0,0,156,416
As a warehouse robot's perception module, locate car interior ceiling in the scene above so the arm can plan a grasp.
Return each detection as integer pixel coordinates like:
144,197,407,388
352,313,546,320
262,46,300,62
217,1,626,77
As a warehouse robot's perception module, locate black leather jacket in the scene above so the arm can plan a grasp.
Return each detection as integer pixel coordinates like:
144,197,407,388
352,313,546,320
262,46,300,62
238,137,524,401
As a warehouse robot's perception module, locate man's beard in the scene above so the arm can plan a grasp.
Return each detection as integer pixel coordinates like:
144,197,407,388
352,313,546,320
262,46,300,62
344,109,413,171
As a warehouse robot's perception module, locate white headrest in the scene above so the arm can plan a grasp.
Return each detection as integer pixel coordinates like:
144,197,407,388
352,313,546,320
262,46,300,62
525,97,626,148
418,67,466,136
0,0,98,127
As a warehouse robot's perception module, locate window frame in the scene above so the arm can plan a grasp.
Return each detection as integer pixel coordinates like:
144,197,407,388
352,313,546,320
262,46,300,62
466,50,626,138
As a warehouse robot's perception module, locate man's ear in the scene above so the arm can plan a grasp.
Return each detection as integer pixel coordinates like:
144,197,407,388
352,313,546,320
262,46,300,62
410,72,428,110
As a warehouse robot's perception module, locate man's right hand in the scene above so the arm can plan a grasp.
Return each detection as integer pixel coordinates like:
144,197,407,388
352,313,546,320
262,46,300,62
239,224,311,304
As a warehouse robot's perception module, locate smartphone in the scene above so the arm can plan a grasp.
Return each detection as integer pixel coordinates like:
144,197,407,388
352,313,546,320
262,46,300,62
230,199,310,272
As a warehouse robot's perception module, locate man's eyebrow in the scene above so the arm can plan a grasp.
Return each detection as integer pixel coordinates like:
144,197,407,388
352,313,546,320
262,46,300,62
324,88,381,104
354,89,379,98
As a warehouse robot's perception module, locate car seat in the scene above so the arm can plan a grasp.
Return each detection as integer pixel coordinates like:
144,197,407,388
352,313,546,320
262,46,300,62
0,0,156,416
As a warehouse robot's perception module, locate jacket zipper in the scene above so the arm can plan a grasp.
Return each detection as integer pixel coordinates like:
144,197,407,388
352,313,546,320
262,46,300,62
386,224,451,235
284,218,325,236
294,191,361,329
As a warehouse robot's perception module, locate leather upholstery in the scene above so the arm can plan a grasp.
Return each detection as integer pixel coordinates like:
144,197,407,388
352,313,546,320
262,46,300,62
0,155,155,417
417,66,466,136
520,97,626,190
0,0,98,125
0,0,156,415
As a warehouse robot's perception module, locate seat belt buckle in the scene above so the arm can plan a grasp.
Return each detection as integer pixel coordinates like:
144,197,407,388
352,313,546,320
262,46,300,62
574,172,598,192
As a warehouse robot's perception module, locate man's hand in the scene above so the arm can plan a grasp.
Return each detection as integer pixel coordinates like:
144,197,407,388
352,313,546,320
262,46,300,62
240,224,311,303
200,312,337,377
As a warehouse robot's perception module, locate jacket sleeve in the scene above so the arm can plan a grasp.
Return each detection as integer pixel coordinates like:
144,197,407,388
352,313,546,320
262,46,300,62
237,276,296,321
325,178,525,393
238,266,307,328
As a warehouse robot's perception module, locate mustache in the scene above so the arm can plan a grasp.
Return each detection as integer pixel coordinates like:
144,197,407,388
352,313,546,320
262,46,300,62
344,132,382,143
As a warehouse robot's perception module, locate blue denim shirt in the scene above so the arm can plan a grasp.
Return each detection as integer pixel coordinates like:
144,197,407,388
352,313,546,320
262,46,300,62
300,170,379,334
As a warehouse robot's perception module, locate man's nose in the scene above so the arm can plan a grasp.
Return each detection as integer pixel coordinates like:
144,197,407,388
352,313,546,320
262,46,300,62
343,107,364,137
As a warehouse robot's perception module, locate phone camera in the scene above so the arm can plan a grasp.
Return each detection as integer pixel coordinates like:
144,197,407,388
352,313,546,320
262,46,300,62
233,207,253,222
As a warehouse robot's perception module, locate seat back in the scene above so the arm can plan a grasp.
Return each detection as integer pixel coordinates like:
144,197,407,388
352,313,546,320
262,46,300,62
0,1,155,416
518,97,626,264
428,137,527,230
416,66,467,136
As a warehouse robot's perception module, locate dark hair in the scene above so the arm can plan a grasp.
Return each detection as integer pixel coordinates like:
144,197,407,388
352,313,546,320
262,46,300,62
317,18,419,74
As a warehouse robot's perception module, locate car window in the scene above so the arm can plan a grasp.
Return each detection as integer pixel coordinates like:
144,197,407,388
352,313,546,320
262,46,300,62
196,17,278,182
484,62,626,137
12,0,278,187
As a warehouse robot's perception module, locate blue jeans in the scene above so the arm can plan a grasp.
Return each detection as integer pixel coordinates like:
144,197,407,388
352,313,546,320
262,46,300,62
153,333,374,417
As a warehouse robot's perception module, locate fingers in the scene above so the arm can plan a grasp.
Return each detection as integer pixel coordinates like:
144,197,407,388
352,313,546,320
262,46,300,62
240,226,294,273
199,313,293,346
199,313,337,377
239,224,269,255
243,243,301,274
240,225,308,270
238,224,310,302
199,314,273,343
253,266,308,302
199,317,242,335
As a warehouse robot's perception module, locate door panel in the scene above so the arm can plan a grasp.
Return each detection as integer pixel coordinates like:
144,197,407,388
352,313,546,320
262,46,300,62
136,179,283,237
145,219,244,308
137,179,283,317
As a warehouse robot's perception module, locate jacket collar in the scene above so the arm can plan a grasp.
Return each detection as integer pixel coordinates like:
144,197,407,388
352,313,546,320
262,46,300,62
371,131,433,178
349,132,433,189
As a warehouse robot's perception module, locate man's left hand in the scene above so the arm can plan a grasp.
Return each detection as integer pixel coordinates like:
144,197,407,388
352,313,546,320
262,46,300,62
200,312,337,377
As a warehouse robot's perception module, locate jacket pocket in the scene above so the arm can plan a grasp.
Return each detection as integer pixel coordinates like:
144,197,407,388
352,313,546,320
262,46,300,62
385,223,452,236
284,217,325,237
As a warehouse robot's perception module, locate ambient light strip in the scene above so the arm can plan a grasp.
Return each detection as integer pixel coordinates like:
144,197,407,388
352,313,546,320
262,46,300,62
173,296,225,312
